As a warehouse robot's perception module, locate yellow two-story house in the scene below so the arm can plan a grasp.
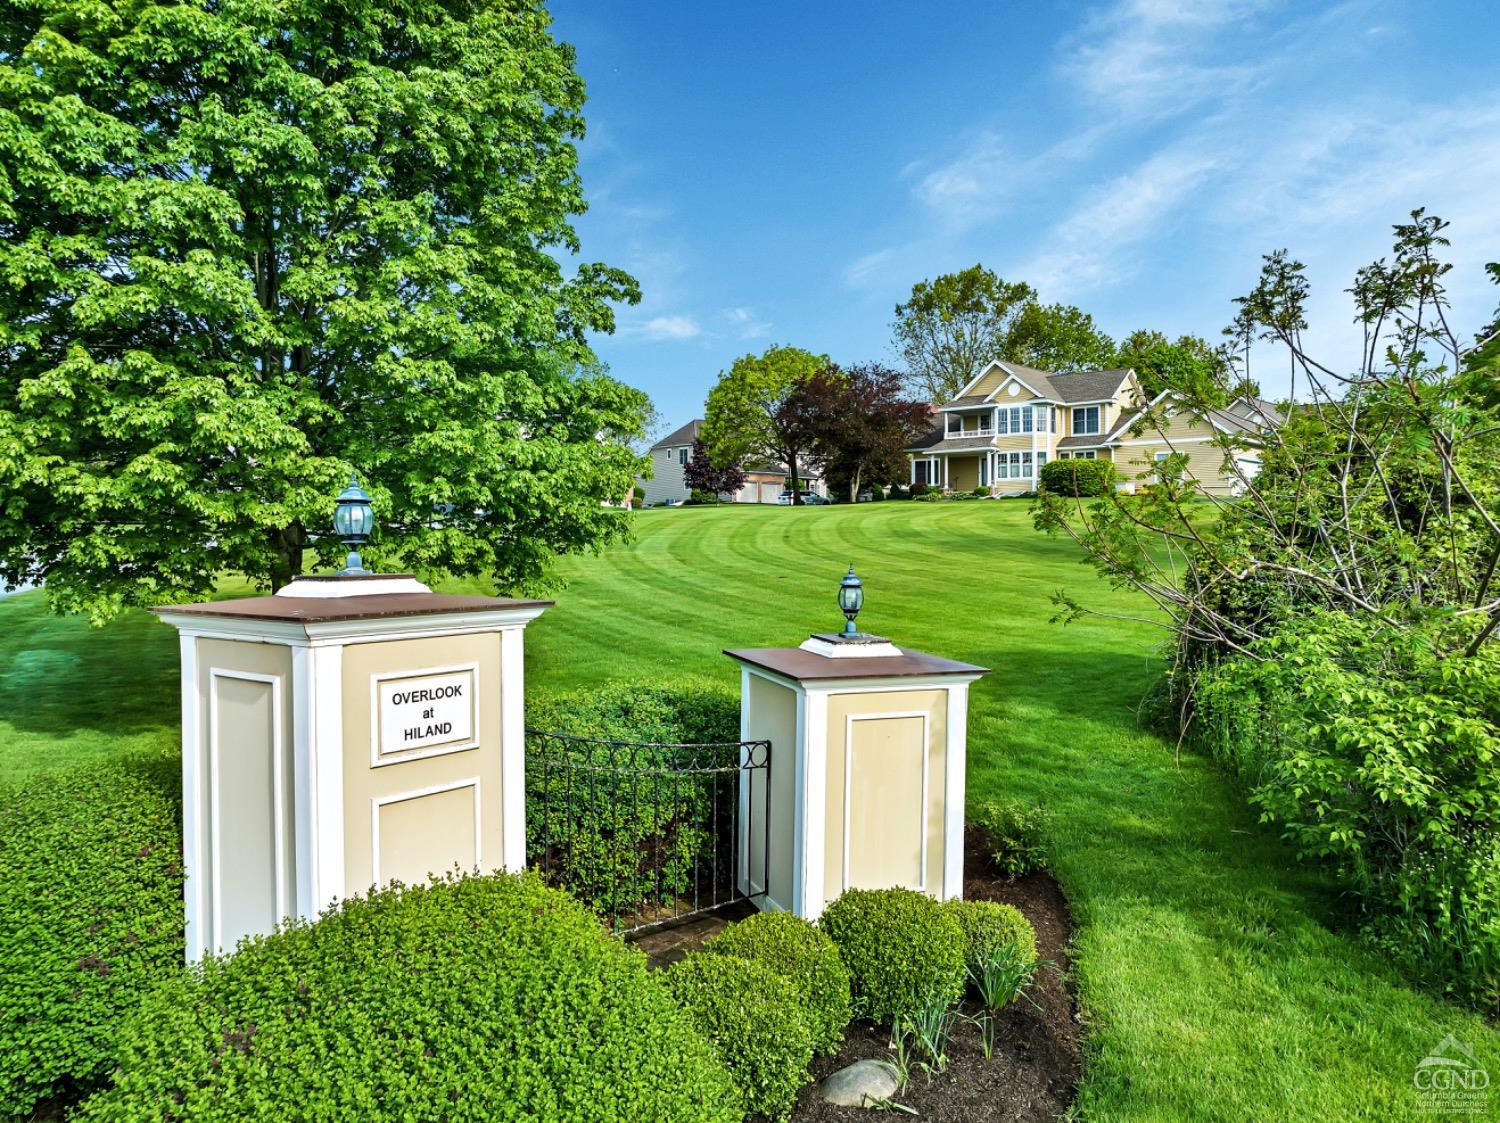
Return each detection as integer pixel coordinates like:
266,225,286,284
905,360,1281,497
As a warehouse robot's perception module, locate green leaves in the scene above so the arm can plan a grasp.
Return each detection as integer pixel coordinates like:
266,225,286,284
0,0,644,616
1195,613,1500,1006
701,344,827,469
0,754,184,1115
79,872,742,1121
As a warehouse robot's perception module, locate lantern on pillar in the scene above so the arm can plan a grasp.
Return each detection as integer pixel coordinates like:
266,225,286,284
332,474,374,575
837,565,864,637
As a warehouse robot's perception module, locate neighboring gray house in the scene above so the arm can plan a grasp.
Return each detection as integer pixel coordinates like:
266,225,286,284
639,419,702,506
638,419,825,505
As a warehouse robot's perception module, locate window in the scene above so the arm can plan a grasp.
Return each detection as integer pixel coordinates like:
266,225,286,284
995,451,1037,479
1072,406,1101,435
1153,449,1170,482
679,447,688,465
996,405,1034,435
1037,451,1048,468
1073,449,1097,460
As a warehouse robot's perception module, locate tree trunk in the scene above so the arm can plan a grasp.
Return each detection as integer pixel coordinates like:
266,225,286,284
788,454,802,505
848,465,862,505
268,522,305,592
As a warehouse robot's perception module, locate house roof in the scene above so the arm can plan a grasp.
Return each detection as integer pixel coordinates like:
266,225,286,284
1219,396,1285,430
905,422,946,452
651,419,703,450
940,364,1134,409
1040,368,1134,403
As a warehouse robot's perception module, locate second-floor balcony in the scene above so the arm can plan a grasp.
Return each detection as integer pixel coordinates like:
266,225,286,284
944,425,996,438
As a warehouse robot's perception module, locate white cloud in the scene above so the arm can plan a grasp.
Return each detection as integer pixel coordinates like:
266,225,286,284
1017,148,1217,296
843,247,900,289
636,315,703,341
1059,0,1271,120
726,307,771,339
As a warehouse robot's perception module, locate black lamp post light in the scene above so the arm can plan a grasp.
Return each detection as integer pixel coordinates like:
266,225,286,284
332,474,375,575
838,564,865,637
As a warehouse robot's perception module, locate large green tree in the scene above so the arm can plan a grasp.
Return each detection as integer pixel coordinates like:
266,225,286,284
890,264,1120,400
0,0,643,620
701,344,827,504
1008,301,1116,373
891,265,1034,402
1114,329,1243,401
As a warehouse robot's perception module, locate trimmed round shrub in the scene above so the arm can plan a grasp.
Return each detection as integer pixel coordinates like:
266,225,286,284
704,910,851,1054
944,899,1038,970
78,873,740,1122
818,888,966,1026
0,755,184,1116
667,951,814,1120
1038,457,1116,497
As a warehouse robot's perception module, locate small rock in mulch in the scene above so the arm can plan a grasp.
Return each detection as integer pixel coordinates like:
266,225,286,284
818,1059,899,1107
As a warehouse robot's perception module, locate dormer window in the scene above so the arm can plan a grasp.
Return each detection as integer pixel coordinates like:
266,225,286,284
1072,406,1101,436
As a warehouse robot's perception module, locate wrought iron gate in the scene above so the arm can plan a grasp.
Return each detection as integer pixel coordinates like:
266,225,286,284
525,729,770,934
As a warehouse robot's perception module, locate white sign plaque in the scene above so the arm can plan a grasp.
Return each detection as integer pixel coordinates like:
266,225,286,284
375,666,477,760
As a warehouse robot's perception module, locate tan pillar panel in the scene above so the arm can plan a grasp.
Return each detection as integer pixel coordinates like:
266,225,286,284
824,689,947,907
743,674,797,910
193,639,294,954
339,632,504,894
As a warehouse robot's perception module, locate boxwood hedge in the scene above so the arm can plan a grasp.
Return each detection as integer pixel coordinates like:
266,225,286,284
818,888,966,1026
78,873,740,1122
704,910,851,1054
1038,456,1117,497
944,898,1038,970
0,754,184,1116
667,951,813,1120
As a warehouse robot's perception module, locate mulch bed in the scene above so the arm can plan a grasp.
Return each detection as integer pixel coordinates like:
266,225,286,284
632,829,1083,1121
784,830,1081,1121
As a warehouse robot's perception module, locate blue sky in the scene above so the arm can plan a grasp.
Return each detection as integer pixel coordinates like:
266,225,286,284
551,1,1500,429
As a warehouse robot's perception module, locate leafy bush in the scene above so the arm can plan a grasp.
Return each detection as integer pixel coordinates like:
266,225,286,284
1195,612,1500,1007
868,485,886,501
633,484,647,501
943,899,1037,970
667,952,813,1120
80,873,740,1122
1038,457,1116,497
818,888,965,1025
0,755,184,1116
970,485,989,497
972,799,1050,877
909,482,928,498
705,910,851,1054
914,491,946,502
887,484,908,500
525,681,739,919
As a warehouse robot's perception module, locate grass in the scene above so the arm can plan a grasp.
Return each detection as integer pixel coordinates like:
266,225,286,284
3,501,1496,1119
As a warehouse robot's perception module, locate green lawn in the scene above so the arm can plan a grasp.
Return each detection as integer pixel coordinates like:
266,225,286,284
3,502,1495,1120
